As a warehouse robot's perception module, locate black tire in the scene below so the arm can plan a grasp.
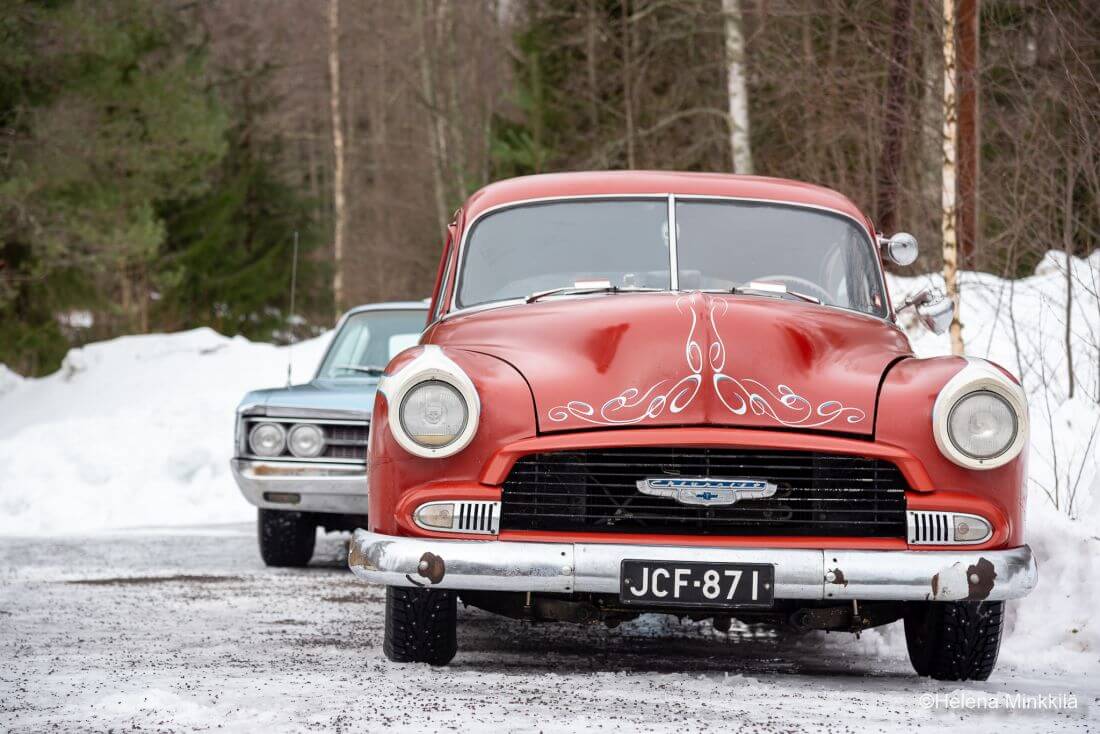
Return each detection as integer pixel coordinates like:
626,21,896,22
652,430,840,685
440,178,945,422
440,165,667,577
383,586,457,665
257,508,316,567
904,601,1004,681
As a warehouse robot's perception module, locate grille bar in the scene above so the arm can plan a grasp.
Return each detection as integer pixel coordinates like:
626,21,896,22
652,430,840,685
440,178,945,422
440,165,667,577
500,447,908,538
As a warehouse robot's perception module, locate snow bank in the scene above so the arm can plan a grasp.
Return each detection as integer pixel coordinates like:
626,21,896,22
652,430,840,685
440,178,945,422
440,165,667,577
0,328,329,535
886,251,1100,673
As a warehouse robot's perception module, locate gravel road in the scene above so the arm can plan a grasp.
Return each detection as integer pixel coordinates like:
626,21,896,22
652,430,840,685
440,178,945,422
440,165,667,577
1,525,1094,732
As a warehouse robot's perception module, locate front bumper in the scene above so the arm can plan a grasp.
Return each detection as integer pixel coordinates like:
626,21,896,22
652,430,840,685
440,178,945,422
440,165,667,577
231,458,368,514
348,530,1037,602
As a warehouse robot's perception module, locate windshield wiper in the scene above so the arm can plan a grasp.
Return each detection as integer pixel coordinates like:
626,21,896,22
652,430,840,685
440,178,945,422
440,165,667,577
729,281,821,305
333,364,387,375
525,284,661,304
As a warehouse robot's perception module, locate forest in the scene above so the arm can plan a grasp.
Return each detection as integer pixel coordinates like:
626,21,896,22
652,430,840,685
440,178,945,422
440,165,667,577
0,0,1097,376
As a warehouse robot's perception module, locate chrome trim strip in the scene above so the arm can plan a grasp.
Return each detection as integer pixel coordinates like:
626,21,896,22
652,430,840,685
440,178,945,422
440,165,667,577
667,193,679,290
349,530,1038,602
237,455,365,466
245,406,372,422
241,414,369,426
445,192,889,322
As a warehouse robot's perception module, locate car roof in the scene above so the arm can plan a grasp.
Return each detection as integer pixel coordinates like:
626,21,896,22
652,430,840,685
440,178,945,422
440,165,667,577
341,301,429,319
461,171,871,230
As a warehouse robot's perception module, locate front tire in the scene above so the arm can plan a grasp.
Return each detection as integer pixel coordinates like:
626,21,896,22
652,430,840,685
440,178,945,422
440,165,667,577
904,601,1004,681
383,586,457,665
257,509,316,567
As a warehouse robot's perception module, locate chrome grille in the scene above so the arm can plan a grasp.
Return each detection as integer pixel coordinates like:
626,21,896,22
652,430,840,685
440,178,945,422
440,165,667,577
241,418,369,462
320,424,370,460
500,447,909,538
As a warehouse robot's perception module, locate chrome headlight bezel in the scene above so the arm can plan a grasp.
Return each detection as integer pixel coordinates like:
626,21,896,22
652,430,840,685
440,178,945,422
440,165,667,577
287,422,326,458
248,421,287,457
381,346,480,459
932,359,1028,470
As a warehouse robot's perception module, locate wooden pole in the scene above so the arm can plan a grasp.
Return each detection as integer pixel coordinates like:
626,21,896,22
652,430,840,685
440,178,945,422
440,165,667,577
956,0,979,266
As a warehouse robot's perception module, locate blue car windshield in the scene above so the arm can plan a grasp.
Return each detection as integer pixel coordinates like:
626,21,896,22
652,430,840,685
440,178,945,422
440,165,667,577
316,310,426,379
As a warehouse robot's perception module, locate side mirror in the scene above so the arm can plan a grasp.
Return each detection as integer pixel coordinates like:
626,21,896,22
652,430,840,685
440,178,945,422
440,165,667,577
899,288,954,334
879,232,919,266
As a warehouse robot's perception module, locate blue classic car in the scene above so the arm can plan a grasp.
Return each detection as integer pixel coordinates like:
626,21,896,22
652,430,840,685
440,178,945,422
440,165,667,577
232,302,428,566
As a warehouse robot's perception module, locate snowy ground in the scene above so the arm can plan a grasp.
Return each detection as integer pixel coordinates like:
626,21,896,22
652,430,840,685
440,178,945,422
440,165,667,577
1,526,1095,733
1,253,1099,730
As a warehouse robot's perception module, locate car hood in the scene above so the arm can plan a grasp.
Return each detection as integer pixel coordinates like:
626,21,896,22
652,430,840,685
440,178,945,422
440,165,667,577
429,292,912,436
239,379,379,419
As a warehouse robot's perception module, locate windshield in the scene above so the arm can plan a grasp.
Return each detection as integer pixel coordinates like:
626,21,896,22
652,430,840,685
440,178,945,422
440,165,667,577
457,199,671,307
676,200,886,316
316,309,426,379
456,198,885,317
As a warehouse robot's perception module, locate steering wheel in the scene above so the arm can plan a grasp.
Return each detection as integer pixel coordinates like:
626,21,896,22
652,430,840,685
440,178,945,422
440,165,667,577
752,275,833,305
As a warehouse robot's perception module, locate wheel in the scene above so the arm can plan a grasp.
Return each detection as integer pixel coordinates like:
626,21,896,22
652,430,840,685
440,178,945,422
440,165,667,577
257,508,316,567
903,601,1004,681
383,586,457,665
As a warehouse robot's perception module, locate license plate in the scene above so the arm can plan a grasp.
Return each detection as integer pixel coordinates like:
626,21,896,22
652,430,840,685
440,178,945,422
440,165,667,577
619,560,774,607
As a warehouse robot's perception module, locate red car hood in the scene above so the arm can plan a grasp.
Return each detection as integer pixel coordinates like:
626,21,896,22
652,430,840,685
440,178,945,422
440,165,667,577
428,292,912,436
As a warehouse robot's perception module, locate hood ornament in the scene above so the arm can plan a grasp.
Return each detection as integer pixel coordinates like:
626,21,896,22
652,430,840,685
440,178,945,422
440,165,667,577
636,477,778,506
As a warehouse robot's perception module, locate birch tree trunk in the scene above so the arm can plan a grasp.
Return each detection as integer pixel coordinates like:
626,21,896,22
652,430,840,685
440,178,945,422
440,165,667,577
328,0,347,317
722,0,753,175
941,0,965,355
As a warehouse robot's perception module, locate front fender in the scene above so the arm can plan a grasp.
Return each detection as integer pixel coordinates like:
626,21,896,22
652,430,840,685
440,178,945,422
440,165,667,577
876,356,1027,546
367,348,536,535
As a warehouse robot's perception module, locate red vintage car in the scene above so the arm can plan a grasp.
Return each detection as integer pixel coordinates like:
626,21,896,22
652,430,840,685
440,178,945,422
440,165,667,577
350,171,1036,680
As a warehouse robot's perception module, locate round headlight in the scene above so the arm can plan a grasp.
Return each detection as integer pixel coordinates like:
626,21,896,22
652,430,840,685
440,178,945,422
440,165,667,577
249,422,286,457
287,423,325,458
947,391,1018,460
399,380,468,448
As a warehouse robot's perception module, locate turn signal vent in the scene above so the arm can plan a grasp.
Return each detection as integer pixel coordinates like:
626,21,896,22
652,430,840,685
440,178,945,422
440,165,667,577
908,511,952,544
456,501,500,534
413,500,500,535
907,510,992,545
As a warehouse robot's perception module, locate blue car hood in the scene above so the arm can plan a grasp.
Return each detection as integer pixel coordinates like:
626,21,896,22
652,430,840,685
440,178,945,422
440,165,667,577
239,379,378,419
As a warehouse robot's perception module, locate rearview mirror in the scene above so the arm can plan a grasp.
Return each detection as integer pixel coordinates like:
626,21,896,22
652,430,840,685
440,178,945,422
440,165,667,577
879,232,919,266
899,288,953,334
